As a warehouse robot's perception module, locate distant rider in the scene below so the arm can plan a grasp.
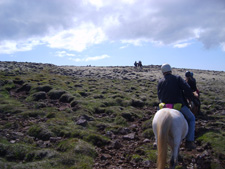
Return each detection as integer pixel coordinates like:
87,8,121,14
185,71,199,97
185,71,201,114
157,64,196,150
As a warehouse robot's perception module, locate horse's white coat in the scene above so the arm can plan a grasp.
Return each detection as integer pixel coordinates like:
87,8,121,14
152,108,188,169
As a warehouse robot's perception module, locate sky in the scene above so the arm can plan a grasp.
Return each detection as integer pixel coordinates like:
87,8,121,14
0,0,225,71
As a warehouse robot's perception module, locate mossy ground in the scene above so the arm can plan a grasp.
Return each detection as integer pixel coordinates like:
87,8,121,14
0,62,224,168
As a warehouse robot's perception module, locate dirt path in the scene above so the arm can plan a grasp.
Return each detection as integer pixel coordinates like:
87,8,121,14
93,107,157,169
92,108,219,169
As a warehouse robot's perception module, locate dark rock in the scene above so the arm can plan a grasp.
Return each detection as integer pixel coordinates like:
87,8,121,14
80,115,94,121
50,137,62,143
105,131,115,139
74,84,82,88
36,85,52,92
79,91,89,97
59,94,74,103
112,140,122,149
101,154,112,160
36,102,47,108
122,112,134,122
97,124,106,131
16,84,31,92
48,90,66,100
123,133,136,140
32,92,47,101
142,160,151,167
118,128,131,135
76,119,87,127
131,99,145,108
143,139,150,143
71,100,79,107
13,80,24,85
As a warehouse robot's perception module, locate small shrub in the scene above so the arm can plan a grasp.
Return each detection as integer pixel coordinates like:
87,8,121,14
142,129,154,139
6,144,28,161
132,154,143,163
142,118,153,130
60,152,76,166
57,139,78,152
84,133,110,147
35,85,52,92
94,107,105,114
0,143,8,157
59,94,74,103
28,124,54,141
48,90,66,100
46,112,56,118
131,99,145,108
114,116,127,126
74,140,97,158
32,92,47,101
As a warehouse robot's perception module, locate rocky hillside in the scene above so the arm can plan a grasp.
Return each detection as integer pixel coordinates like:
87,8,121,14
0,61,224,169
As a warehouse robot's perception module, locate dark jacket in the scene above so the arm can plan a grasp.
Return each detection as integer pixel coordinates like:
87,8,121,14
157,73,194,105
187,77,197,92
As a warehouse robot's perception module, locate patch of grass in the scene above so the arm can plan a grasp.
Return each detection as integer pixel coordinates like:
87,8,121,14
146,149,157,162
197,131,225,156
132,154,143,163
142,129,154,139
28,124,54,141
57,138,79,152
0,140,33,161
114,115,127,126
142,118,153,130
84,133,110,147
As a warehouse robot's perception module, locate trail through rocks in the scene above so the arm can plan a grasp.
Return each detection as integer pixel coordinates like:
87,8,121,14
92,109,224,169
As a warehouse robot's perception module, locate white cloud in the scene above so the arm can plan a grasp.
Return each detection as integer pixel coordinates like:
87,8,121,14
85,54,110,61
0,39,41,54
120,44,129,49
173,43,192,48
0,0,225,54
69,54,110,62
221,43,225,52
44,23,106,52
55,51,75,57
87,0,103,8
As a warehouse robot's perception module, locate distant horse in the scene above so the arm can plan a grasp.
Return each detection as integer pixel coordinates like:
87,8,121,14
188,91,200,116
152,108,188,169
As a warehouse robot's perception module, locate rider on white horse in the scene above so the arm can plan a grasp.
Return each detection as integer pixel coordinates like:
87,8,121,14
157,63,196,150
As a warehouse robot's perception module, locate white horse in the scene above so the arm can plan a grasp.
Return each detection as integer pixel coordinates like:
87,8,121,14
152,108,188,169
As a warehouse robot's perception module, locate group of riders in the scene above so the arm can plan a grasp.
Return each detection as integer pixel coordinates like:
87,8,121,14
157,63,201,150
134,61,143,68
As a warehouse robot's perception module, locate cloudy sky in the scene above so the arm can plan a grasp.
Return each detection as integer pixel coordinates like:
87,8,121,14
0,0,225,71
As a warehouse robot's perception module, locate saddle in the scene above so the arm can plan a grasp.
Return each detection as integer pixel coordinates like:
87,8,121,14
159,103,182,111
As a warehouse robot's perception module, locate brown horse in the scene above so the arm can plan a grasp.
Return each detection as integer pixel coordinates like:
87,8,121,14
188,91,200,116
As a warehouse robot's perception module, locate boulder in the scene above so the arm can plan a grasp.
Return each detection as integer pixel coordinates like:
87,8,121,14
48,90,66,100
32,92,47,101
36,85,52,92
16,84,31,93
59,94,74,103
123,133,136,140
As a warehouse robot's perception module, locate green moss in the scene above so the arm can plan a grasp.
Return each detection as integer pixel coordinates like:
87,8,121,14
114,115,127,126
0,140,33,161
57,139,79,152
142,129,154,139
146,149,157,162
142,118,153,130
84,133,110,147
28,124,54,140
132,154,143,163
197,131,225,156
